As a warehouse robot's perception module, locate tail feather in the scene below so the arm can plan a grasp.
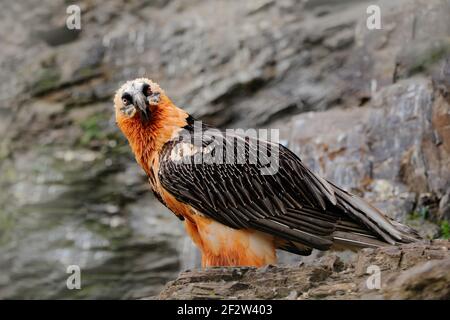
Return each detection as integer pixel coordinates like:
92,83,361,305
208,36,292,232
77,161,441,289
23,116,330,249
332,218,394,249
329,183,421,247
332,231,388,249
390,219,422,243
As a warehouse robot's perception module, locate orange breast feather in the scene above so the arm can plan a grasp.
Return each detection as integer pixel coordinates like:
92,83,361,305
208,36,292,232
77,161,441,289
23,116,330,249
161,185,276,267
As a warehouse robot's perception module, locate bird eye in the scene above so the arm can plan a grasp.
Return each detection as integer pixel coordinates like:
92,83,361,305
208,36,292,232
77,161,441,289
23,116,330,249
121,93,132,105
142,83,152,97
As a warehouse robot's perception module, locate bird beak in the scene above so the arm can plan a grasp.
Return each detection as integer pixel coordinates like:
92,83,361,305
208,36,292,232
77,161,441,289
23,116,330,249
133,93,150,124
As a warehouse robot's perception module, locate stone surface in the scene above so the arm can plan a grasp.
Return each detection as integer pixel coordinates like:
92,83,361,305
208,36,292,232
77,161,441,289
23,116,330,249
384,258,450,299
157,241,450,300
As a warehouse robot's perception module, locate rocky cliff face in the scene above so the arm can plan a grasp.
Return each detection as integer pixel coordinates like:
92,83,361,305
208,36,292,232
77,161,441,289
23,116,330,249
0,0,449,299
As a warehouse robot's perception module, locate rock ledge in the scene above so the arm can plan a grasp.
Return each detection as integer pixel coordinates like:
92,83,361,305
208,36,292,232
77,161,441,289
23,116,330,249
157,241,450,300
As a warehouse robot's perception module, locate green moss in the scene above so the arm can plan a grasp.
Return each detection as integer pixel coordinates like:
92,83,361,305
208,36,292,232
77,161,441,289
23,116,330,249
440,220,450,239
0,140,11,160
73,66,101,80
408,41,450,76
79,115,107,146
31,67,61,96
408,207,429,221
78,115,126,150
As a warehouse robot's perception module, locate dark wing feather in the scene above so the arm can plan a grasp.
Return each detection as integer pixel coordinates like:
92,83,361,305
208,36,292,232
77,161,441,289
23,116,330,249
158,129,418,254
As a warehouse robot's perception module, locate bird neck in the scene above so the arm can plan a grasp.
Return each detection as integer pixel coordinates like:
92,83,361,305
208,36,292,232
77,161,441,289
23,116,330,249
117,96,189,174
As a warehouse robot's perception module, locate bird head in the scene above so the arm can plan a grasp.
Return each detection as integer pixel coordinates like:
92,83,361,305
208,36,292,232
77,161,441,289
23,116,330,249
114,78,189,159
114,78,164,125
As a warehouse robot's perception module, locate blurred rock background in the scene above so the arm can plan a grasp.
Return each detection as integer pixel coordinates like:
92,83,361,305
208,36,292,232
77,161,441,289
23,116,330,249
0,0,449,299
